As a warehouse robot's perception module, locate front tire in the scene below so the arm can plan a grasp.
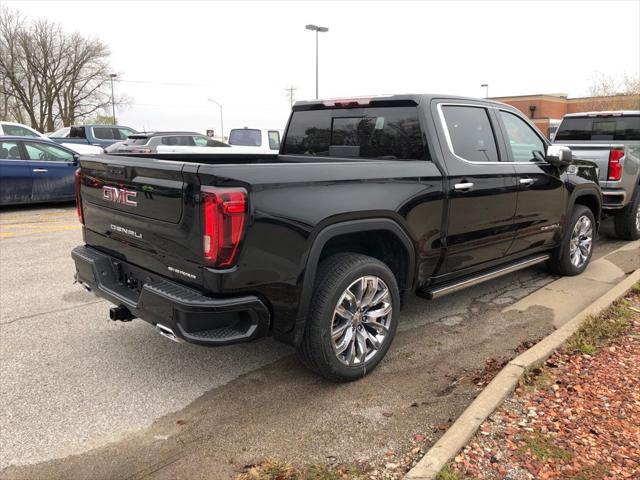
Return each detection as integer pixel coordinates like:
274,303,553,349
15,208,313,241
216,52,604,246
297,253,400,382
548,205,595,276
613,187,640,240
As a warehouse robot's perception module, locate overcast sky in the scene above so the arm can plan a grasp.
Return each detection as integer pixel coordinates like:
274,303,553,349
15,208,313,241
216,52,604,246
6,0,640,134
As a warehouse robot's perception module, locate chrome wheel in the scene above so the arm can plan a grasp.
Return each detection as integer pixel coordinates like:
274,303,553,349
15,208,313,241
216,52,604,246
331,275,392,367
635,204,640,233
569,215,593,268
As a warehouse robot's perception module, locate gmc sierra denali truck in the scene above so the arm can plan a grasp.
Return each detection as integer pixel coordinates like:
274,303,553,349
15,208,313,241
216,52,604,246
72,94,601,381
554,111,639,239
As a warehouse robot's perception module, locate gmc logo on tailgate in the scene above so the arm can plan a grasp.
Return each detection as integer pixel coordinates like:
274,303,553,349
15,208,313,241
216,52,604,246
102,186,138,206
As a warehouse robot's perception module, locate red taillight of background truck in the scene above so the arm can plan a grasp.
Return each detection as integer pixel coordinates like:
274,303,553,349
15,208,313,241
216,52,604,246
607,149,624,181
74,168,84,225
201,186,247,268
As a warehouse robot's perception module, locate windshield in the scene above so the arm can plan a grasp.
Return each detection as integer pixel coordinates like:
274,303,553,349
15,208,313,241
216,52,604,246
49,127,70,137
228,129,262,146
555,115,640,141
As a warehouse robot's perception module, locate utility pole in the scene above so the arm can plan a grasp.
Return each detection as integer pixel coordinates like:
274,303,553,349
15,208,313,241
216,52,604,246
207,98,224,139
285,86,297,109
305,24,329,99
109,74,118,124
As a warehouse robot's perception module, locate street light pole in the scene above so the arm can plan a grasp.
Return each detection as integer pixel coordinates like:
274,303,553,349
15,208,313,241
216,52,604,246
481,83,489,99
207,98,224,139
109,73,117,124
305,24,328,99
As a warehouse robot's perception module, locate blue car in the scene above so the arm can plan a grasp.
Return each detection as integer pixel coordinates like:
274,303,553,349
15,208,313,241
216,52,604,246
0,137,80,205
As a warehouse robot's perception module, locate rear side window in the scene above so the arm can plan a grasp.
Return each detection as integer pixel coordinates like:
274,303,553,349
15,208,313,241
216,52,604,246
160,136,195,146
555,115,640,141
441,106,499,162
126,137,149,145
282,106,426,160
229,129,262,146
93,127,115,140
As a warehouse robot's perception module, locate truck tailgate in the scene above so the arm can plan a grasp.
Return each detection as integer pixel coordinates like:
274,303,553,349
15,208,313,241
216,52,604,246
555,143,620,182
78,155,203,286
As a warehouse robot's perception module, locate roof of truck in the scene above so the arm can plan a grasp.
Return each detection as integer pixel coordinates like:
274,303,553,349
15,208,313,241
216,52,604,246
292,94,509,111
564,111,640,117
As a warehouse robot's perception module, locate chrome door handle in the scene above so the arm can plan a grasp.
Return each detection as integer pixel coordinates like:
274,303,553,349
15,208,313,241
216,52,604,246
454,182,474,191
519,178,534,186
32,168,48,173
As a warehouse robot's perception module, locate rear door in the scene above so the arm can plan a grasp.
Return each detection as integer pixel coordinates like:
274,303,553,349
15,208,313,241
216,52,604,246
496,110,566,254
434,102,519,273
0,140,32,204
23,141,77,201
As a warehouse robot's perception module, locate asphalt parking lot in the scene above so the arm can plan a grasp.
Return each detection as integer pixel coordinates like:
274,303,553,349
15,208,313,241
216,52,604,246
1,204,638,479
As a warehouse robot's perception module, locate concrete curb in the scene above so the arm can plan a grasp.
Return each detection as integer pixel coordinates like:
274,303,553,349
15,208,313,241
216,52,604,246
404,268,640,480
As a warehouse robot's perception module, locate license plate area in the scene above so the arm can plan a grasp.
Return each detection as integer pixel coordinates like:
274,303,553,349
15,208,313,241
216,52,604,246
113,260,149,297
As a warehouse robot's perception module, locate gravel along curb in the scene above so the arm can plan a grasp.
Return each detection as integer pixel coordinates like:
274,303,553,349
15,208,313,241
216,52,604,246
404,268,640,480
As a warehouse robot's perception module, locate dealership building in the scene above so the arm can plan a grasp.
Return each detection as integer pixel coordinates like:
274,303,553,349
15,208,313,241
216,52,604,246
490,93,640,139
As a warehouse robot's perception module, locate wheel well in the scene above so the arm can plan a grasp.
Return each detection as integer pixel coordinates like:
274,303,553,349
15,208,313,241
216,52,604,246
318,230,410,291
574,194,601,220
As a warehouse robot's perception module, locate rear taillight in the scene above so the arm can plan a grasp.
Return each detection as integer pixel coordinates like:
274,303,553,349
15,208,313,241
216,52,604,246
201,187,247,268
74,168,84,225
608,149,624,181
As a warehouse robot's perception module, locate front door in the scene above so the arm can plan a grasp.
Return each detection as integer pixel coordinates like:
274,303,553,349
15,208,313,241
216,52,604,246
22,141,77,202
496,110,566,255
435,103,519,274
0,140,32,204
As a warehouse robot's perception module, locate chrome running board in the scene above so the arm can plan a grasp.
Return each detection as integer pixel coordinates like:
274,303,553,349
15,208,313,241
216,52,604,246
421,254,550,299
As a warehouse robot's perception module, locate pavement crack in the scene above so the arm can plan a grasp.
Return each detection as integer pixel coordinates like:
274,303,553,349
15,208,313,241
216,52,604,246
0,300,105,326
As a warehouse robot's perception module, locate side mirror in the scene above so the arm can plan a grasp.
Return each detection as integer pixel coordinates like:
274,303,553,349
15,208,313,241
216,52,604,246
546,145,572,167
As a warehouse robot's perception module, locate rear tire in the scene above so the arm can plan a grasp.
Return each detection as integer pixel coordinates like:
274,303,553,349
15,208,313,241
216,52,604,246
613,187,640,240
548,205,595,276
296,253,400,382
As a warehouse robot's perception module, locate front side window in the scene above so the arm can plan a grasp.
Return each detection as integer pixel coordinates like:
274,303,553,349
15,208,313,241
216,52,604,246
116,128,136,140
3,124,39,137
228,129,262,147
268,131,280,150
282,106,426,160
93,127,115,140
441,105,499,162
0,141,21,160
24,142,74,162
499,111,546,162
194,135,209,146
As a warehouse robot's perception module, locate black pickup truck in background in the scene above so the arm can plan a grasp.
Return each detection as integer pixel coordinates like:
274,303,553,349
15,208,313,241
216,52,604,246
72,94,601,381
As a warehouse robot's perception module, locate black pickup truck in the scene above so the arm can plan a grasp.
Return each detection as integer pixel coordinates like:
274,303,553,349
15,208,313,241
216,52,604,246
72,94,601,381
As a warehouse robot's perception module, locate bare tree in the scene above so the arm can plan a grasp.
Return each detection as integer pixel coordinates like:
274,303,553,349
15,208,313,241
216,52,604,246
0,6,124,131
586,72,640,111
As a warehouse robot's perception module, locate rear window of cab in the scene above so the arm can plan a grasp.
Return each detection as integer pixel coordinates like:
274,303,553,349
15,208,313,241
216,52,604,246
555,115,640,141
282,106,426,160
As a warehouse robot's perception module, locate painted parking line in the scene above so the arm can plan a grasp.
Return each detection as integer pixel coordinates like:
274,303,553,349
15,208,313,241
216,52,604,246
0,224,80,239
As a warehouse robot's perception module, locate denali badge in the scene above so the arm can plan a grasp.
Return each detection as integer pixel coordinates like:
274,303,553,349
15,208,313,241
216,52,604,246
110,224,142,239
168,266,197,280
102,186,137,206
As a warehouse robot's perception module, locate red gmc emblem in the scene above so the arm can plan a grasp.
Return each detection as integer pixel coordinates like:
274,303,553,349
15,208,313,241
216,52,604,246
102,186,138,206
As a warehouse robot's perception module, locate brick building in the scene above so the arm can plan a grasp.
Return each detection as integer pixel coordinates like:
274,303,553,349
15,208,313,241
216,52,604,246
490,93,640,138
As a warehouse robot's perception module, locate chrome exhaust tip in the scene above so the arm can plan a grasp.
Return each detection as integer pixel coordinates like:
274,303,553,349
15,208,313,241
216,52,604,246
156,324,183,343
